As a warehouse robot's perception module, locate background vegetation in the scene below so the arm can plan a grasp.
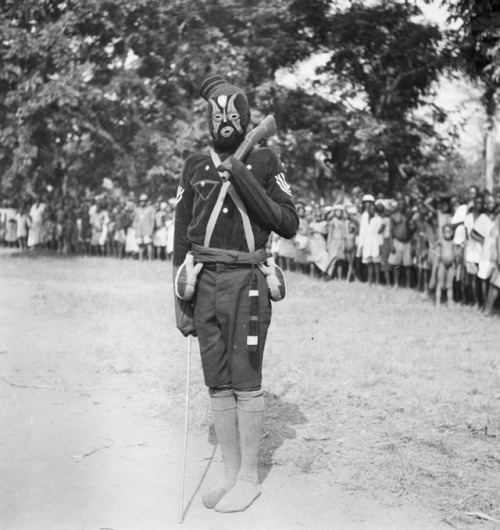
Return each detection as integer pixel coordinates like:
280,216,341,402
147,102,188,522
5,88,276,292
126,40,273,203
1,0,499,201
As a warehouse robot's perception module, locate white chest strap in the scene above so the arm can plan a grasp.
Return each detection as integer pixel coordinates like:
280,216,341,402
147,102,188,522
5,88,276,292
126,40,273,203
204,150,255,252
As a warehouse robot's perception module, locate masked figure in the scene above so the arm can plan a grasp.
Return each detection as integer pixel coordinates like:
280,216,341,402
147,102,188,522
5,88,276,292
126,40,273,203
173,73,298,513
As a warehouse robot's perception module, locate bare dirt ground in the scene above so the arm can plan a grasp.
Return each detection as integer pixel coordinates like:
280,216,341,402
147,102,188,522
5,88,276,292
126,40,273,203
1,250,498,530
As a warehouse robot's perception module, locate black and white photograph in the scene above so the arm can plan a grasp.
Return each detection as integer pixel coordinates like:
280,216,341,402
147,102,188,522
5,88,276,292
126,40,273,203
1,1,499,529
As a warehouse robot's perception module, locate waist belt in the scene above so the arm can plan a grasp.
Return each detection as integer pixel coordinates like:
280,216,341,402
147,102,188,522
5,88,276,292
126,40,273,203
191,244,267,265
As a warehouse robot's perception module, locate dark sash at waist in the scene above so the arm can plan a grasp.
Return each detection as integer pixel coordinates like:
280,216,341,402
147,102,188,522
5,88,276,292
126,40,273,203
191,244,267,265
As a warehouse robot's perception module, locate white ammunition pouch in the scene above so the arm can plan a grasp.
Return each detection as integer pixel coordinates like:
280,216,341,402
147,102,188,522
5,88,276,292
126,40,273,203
174,252,204,301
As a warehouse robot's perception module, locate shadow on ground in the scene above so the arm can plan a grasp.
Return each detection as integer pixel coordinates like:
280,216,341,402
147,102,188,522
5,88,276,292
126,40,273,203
259,390,308,482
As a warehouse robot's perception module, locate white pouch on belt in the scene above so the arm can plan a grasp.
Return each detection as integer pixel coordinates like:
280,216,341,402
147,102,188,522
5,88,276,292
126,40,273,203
174,252,204,301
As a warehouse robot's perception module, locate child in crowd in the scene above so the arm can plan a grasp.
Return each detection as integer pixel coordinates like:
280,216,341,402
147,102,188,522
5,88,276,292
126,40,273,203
113,204,127,259
133,194,155,261
28,196,46,250
4,200,17,248
55,200,65,253
309,207,330,278
449,194,467,303
357,194,375,282
77,200,91,255
90,198,109,257
377,201,392,286
412,201,434,294
388,197,414,288
360,201,383,286
433,224,456,307
425,195,452,236
124,201,139,258
463,194,484,305
344,205,359,282
473,193,497,308
485,211,500,316
153,201,168,260
106,208,116,258
43,212,57,251
15,203,30,250
62,207,77,254
294,203,312,275
326,204,346,279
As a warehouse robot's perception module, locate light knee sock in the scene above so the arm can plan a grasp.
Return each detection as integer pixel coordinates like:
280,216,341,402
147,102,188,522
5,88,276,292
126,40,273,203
215,388,264,513
202,389,240,509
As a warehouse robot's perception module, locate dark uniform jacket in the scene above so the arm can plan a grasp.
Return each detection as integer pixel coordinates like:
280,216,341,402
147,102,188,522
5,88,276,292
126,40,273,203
173,147,298,267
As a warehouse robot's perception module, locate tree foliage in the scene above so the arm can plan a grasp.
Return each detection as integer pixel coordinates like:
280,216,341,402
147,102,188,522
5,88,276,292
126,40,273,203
446,0,500,86
309,1,448,192
443,0,500,189
0,0,468,201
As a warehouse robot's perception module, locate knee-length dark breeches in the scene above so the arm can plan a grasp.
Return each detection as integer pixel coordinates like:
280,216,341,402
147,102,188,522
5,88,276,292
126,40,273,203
193,264,272,390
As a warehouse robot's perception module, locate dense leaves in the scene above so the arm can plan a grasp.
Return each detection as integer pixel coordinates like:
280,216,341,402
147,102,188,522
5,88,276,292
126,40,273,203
0,0,489,201
311,1,448,192
443,0,500,191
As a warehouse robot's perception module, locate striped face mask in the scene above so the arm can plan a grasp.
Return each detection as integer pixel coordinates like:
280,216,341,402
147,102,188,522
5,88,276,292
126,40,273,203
208,92,249,152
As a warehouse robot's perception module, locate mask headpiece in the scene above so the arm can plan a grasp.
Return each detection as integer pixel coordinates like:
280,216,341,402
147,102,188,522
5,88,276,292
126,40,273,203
200,74,250,151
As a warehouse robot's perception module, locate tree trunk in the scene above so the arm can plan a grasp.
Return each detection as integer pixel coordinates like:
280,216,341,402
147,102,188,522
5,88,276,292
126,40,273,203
386,156,400,194
484,88,497,192
485,114,496,192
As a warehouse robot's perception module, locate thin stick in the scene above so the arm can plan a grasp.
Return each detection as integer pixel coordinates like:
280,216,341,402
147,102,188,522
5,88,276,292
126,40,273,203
0,375,65,392
179,334,192,524
0,375,123,393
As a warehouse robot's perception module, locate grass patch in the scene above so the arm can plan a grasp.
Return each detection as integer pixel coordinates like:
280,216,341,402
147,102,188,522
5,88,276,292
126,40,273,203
1,252,499,528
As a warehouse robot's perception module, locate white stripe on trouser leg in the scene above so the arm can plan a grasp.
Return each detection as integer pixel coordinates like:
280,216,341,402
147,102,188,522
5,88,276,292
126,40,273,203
247,336,258,346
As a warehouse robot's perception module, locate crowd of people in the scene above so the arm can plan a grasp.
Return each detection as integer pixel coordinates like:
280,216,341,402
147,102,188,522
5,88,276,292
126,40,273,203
271,185,500,316
0,192,176,261
1,183,500,316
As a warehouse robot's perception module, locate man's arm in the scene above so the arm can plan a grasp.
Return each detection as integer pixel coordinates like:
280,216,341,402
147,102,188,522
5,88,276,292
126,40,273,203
172,162,196,337
218,150,299,239
424,196,437,216
173,166,194,268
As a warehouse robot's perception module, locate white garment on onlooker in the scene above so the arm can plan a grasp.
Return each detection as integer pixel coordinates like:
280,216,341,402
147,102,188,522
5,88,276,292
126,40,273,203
361,215,383,262
451,204,468,225
4,207,17,243
474,213,495,280
356,210,370,258
27,202,46,247
166,218,175,256
15,212,29,239
125,227,139,253
463,212,482,265
309,220,330,272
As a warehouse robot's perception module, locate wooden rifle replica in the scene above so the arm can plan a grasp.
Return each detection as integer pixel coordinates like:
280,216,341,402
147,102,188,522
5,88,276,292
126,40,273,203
218,115,277,181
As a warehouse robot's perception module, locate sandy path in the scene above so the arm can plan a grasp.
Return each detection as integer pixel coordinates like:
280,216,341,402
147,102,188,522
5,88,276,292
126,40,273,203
0,254,449,530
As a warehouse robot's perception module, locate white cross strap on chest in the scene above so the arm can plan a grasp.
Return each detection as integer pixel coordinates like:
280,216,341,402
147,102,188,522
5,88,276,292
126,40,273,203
205,149,255,252
203,178,231,248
